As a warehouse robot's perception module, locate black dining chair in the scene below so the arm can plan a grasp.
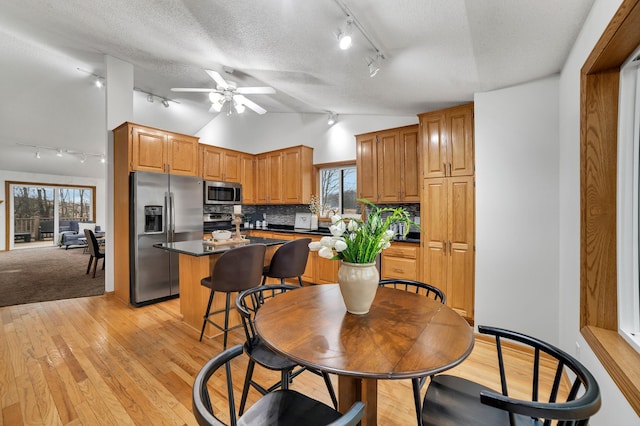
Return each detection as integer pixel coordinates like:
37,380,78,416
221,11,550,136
84,229,105,278
192,344,364,426
235,284,338,415
261,238,311,286
378,279,445,425
199,244,266,346
421,325,601,426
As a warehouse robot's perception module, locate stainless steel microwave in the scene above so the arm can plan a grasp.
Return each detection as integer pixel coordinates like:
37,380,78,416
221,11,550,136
204,181,242,205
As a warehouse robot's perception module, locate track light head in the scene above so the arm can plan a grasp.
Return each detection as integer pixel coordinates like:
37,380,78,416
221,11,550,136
35,151,41,159
146,94,154,103
368,53,382,77
56,149,63,157
338,19,353,50
328,112,337,126
161,99,170,108
95,78,104,88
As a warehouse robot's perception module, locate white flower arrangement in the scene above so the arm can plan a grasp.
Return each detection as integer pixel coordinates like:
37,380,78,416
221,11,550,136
308,200,417,264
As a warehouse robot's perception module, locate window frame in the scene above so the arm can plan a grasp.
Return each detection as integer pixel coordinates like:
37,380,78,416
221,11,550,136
315,161,358,219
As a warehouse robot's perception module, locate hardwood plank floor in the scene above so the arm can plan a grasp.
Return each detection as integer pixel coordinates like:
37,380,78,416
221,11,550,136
0,295,566,425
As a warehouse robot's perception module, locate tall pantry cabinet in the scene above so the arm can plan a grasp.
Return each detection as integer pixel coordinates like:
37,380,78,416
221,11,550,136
419,103,475,322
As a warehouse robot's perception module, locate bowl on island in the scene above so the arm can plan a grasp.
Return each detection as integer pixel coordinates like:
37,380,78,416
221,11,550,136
212,230,232,241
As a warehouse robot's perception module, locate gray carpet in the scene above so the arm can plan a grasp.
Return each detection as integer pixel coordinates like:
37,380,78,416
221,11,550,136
0,246,104,307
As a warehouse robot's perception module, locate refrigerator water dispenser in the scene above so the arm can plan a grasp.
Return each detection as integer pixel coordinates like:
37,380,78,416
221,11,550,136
144,205,163,233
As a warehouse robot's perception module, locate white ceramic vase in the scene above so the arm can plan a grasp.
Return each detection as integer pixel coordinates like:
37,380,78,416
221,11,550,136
337,261,379,315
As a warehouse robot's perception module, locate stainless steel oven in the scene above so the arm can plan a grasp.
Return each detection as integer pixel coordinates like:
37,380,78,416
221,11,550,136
204,181,242,205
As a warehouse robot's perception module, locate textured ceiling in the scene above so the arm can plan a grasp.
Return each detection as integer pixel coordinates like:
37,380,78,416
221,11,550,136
0,0,595,176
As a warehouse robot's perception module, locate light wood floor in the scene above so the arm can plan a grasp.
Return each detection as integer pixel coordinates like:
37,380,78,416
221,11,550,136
0,294,564,425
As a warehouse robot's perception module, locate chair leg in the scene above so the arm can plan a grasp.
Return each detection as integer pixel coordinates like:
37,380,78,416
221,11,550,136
412,377,422,426
280,369,290,390
86,255,93,274
239,359,256,416
199,289,215,341
261,275,267,285
92,258,98,278
322,372,338,409
222,292,231,349
297,275,304,287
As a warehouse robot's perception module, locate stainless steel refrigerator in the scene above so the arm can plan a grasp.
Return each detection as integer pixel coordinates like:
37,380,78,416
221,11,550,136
130,171,203,306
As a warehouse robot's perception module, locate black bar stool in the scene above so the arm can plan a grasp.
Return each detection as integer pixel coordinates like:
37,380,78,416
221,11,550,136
262,238,311,286
199,244,266,346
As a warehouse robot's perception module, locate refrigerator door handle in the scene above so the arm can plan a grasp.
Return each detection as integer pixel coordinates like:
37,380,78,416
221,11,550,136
164,192,171,237
169,191,176,237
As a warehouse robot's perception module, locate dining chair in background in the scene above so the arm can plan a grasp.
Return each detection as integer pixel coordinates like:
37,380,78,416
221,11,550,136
199,244,266,346
84,229,105,278
421,325,601,425
235,284,338,415
261,238,311,286
192,344,364,426
378,278,446,425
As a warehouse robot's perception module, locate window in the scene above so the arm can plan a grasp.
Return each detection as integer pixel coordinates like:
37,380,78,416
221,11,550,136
318,165,359,218
618,45,640,353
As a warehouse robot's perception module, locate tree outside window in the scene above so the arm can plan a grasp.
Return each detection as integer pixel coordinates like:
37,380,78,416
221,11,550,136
319,166,359,217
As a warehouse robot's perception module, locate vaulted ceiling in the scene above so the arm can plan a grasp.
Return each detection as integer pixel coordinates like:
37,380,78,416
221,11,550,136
0,0,595,177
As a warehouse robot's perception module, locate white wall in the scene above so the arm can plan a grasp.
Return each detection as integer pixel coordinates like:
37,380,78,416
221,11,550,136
197,113,418,163
0,170,106,252
474,75,560,343
558,0,638,423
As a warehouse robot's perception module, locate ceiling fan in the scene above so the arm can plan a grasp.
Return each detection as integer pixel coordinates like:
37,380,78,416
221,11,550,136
171,69,275,115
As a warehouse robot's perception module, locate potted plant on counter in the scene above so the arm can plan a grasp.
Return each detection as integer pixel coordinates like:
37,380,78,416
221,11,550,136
308,200,418,314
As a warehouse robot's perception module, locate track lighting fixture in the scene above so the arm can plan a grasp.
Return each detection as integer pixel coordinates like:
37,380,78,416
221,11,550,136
337,18,353,50
328,112,338,126
161,99,170,108
146,94,154,103
333,0,386,77
19,143,106,164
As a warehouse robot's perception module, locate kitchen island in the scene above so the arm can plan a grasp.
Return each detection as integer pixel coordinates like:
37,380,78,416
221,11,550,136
154,237,287,338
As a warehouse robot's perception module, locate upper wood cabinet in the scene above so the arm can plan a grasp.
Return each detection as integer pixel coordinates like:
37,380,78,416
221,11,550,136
356,124,420,203
128,124,199,176
419,103,474,178
240,153,256,204
256,146,313,204
201,145,242,182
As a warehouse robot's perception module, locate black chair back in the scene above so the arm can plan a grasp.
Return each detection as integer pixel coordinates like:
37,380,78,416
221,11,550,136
210,244,266,292
378,279,446,303
265,238,311,279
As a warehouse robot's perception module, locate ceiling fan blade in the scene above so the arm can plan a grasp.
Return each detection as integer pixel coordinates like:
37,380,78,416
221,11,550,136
235,95,266,115
236,86,276,95
205,70,229,89
171,88,215,92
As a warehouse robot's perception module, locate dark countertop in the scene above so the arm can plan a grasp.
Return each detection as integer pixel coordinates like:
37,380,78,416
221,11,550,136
251,224,421,244
154,237,288,257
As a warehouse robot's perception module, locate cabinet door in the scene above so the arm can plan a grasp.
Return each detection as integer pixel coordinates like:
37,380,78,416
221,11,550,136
447,104,474,177
420,112,447,178
421,178,448,297
241,154,255,204
446,176,475,319
356,133,378,201
223,150,242,183
201,146,224,181
282,147,302,203
267,151,283,204
131,127,166,173
399,127,420,202
255,154,269,204
316,256,339,284
167,135,198,176
376,130,401,203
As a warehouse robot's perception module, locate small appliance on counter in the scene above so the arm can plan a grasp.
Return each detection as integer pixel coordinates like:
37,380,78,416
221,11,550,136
294,212,312,230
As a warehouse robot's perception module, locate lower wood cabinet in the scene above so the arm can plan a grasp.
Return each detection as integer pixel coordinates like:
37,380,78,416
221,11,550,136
381,242,420,281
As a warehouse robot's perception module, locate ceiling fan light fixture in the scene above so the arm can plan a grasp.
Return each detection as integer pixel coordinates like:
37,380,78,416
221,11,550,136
338,19,353,50
234,101,246,114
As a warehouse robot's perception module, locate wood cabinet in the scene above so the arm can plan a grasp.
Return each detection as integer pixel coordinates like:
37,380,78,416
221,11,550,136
381,242,420,281
421,176,475,321
356,125,420,203
201,145,242,182
419,103,474,178
129,124,199,176
241,153,256,204
256,146,313,204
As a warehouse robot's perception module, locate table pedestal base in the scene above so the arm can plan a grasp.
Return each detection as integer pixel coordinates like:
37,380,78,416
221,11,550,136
339,377,378,426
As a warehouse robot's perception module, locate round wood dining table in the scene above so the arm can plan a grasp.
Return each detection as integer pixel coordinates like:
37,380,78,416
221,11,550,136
254,284,474,426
